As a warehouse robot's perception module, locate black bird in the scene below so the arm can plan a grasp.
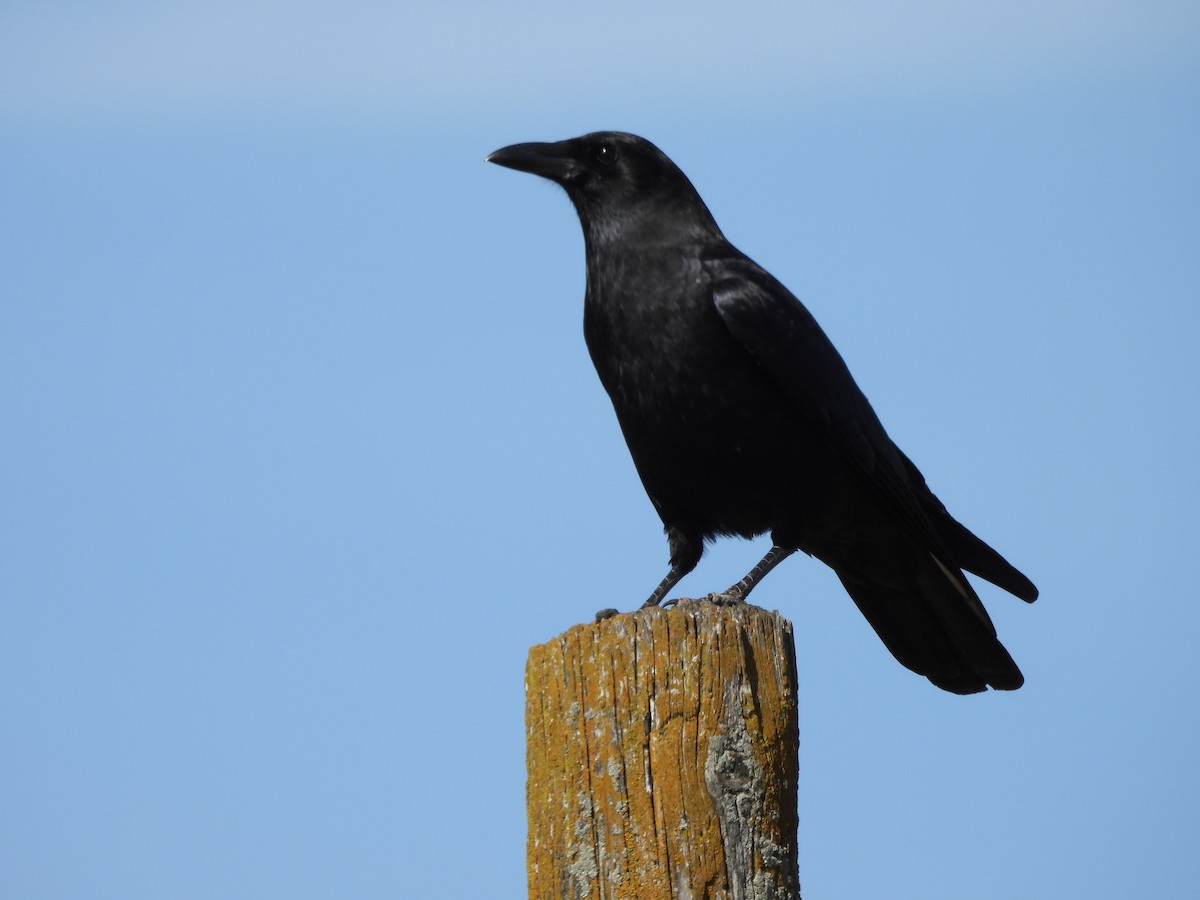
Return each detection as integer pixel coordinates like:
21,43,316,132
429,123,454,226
488,132,1037,693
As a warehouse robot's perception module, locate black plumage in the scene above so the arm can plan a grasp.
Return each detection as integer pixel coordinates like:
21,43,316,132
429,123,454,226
488,132,1036,693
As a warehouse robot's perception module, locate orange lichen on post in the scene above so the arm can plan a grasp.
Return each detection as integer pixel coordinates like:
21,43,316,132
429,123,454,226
525,603,800,899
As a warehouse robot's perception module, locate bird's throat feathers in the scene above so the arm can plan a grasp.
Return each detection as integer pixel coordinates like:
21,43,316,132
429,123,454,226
580,196,720,251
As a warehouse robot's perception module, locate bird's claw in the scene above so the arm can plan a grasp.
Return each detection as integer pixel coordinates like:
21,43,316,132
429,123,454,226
702,589,747,606
662,590,746,609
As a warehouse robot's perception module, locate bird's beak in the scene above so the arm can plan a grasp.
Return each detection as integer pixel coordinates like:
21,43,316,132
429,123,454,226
487,141,579,182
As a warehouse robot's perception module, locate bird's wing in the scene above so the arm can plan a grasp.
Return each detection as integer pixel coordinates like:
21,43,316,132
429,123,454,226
708,255,945,553
894,446,1038,601
708,253,1038,604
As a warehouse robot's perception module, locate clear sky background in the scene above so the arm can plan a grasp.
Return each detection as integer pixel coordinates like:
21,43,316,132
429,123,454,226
2,3,1197,898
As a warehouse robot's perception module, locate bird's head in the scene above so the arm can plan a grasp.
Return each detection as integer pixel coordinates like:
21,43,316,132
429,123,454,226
487,131,719,242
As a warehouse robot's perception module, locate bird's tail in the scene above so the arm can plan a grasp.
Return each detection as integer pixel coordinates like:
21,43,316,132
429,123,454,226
832,549,1024,694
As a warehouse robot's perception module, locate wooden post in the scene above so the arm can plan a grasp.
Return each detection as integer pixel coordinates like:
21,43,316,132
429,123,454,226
525,603,800,899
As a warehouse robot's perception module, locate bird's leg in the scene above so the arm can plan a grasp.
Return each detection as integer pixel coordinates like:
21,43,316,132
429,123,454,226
636,526,703,609
596,529,703,620
640,563,691,609
596,563,693,620
688,544,796,607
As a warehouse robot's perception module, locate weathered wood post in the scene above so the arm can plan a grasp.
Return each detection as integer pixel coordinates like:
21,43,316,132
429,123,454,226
525,603,800,899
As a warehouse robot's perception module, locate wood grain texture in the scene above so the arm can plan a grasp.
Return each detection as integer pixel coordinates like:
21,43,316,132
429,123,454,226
526,603,799,899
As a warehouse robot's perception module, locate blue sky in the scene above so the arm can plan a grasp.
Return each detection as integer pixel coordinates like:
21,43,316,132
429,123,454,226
2,3,1198,898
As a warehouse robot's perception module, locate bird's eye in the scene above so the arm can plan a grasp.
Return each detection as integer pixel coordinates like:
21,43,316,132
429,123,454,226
593,144,619,166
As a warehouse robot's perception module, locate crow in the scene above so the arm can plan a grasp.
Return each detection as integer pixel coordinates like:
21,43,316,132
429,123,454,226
488,132,1036,693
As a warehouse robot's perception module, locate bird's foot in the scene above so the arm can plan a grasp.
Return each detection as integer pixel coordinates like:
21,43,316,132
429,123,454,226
663,588,746,609
700,588,748,606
